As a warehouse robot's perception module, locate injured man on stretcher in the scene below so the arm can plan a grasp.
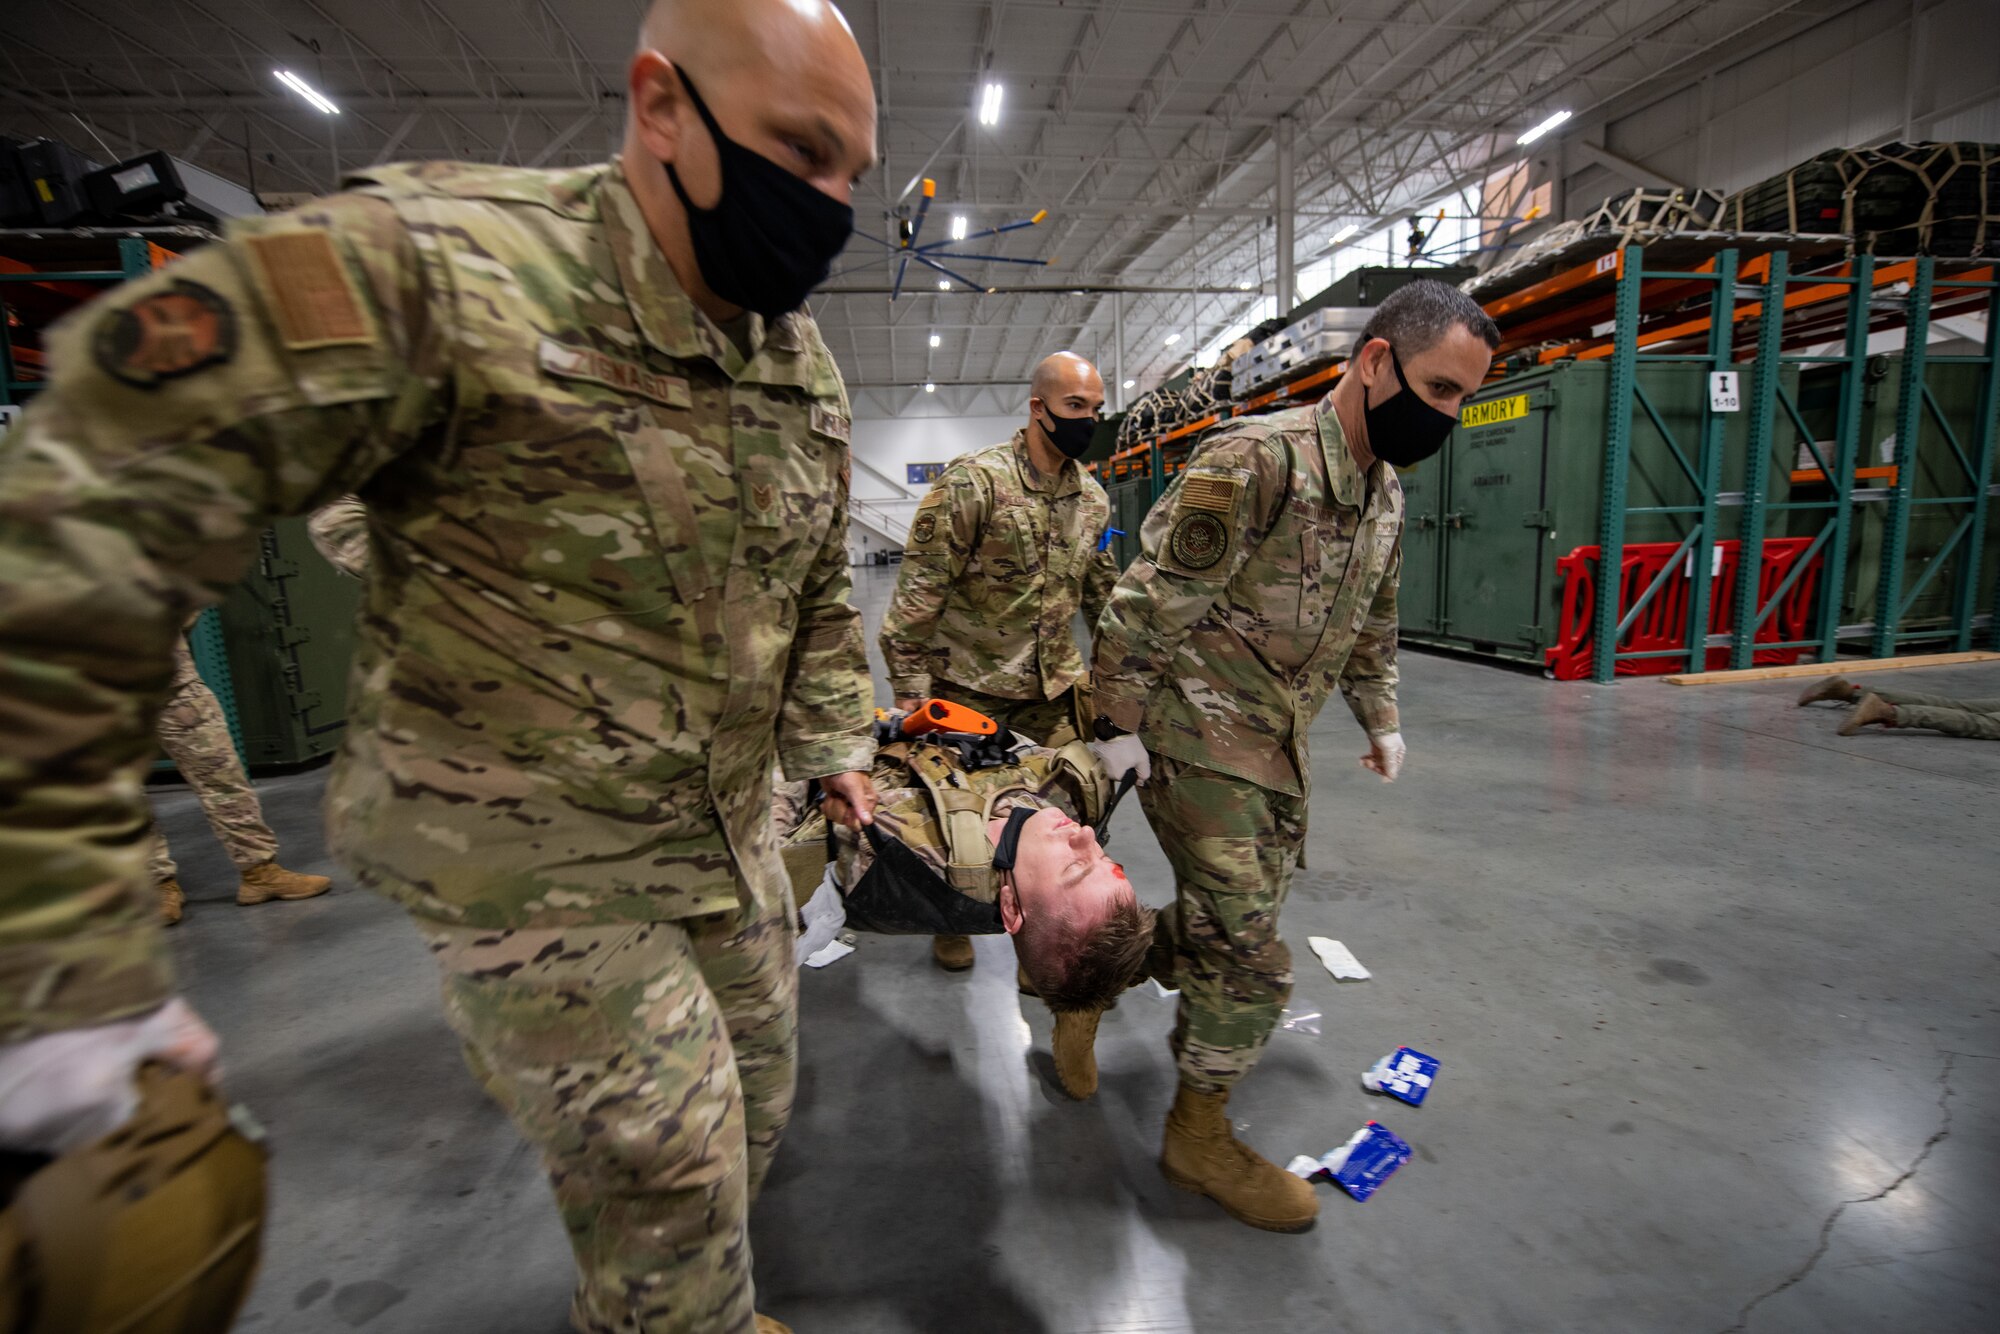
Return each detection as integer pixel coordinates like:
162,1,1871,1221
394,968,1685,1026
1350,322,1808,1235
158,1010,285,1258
773,727,1155,1097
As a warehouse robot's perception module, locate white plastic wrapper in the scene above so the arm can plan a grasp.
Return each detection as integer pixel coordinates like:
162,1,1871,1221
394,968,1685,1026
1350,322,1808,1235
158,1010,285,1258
1278,1008,1323,1037
803,938,855,968
1285,1154,1326,1180
794,867,847,967
1307,936,1371,981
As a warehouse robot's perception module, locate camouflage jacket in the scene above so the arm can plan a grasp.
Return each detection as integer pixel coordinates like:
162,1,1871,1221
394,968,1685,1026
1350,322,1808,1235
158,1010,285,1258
776,745,1088,909
1092,398,1402,798
0,159,872,1039
306,495,370,578
878,431,1116,701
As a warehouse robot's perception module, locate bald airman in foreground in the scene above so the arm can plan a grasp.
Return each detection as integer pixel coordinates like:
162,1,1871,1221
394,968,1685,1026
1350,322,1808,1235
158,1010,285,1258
0,1,881,1328
879,352,1118,970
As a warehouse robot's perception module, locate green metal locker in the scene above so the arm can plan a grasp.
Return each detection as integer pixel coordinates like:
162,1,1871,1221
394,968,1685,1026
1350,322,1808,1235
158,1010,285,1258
212,517,363,768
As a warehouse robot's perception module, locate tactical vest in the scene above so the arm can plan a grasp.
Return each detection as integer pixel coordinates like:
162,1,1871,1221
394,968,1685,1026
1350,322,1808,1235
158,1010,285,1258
826,738,1112,936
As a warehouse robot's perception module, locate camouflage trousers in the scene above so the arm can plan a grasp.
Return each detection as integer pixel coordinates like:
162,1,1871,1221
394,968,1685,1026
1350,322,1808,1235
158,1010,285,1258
1872,687,2000,740
1139,755,1305,1095
933,678,1081,748
148,638,277,882
421,884,797,1334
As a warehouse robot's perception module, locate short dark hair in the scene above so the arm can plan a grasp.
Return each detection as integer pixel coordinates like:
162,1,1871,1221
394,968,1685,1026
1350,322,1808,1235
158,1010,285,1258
1358,280,1501,355
1032,899,1156,1013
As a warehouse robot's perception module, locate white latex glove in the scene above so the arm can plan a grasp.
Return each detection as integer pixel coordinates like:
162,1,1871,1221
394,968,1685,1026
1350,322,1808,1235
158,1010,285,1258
1088,732,1152,786
0,998,220,1155
1361,731,1406,783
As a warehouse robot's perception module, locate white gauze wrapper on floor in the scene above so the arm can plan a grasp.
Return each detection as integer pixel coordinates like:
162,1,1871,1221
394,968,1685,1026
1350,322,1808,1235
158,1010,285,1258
1308,936,1371,981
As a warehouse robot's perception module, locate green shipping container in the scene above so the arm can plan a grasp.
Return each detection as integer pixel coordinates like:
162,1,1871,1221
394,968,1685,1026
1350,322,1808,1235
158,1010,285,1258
212,517,363,769
1400,359,1797,667
1790,357,1999,641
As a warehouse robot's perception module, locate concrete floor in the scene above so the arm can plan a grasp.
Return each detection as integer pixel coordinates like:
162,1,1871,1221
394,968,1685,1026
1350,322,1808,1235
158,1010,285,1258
154,565,1999,1333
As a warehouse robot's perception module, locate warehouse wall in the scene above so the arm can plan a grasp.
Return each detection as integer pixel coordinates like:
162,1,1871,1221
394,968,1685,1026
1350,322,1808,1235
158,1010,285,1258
1546,0,2000,219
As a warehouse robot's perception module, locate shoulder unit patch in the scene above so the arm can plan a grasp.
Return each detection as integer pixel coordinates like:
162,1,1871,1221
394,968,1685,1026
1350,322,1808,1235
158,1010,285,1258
93,280,236,389
1169,510,1229,571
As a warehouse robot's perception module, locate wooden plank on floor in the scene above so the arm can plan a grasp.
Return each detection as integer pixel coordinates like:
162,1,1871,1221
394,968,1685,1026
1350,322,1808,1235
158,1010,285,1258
1662,651,2000,686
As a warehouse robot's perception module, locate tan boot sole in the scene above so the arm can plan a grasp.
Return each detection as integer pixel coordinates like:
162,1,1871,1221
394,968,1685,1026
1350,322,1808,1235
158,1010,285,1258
1160,1160,1318,1233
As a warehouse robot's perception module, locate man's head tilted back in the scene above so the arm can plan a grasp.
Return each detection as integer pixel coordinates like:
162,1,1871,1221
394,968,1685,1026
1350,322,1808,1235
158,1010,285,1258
623,0,878,321
993,807,1153,1012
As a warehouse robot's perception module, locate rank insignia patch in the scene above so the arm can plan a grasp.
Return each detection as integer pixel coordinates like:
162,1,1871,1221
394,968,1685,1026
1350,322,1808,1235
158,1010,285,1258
94,280,236,389
1169,511,1228,571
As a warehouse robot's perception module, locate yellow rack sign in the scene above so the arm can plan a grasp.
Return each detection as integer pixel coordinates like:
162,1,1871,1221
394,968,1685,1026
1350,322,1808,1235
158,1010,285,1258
1460,394,1529,429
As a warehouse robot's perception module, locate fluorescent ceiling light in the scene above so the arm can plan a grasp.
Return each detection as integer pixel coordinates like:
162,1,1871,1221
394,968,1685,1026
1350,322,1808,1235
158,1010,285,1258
924,381,937,393
938,279,951,290
275,69,339,115
1237,281,1255,291
978,82,1003,127
1163,333,1181,346
1330,223,1359,244
951,215,968,241
1517,109,1571,146
929,332,942,348
1121,379,1135,389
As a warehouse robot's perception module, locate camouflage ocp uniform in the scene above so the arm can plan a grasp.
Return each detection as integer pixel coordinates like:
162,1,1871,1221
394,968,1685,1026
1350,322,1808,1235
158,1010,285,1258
0,158,871,1333
773,742,1090,908
1092,397,1402,1092
1867,686,2000,739
147,633,279,884
879,430,1116,743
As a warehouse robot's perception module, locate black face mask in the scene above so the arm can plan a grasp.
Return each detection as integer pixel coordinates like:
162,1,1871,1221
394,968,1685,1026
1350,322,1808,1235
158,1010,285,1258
1362,346,1459,468
662,67,855,319
1035,406,1097,461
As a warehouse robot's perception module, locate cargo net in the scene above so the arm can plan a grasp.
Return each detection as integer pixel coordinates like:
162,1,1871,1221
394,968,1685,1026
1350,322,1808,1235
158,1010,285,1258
1462,187,1729,301
1113,362,1234,452
1720,141,1999,258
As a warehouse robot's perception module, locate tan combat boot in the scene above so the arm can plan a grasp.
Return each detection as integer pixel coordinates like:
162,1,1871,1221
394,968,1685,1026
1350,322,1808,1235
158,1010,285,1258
1052,1009,1101,1099
1797,674,1860,706
932,933,975,971
237,861,332,906
157,877,185,926
1839,692,1899,736
1160,1083,1319,1232
754,1315,792,1334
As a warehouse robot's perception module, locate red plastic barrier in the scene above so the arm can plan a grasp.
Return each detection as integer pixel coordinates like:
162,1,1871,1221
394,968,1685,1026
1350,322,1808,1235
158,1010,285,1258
1546,537,1823,680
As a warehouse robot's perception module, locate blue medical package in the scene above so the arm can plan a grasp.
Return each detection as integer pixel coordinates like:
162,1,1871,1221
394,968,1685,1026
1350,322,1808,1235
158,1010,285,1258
1362,1046,1440,1107
1320,1122,1412,1202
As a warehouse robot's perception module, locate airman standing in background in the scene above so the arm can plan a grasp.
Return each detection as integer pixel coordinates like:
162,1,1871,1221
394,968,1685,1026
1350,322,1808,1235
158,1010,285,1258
878,350,1118,971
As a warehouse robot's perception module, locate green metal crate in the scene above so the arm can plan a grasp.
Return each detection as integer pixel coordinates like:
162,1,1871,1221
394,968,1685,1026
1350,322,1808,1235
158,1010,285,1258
1792,358,2000,641
212,517,362,769
1400,359,1797,667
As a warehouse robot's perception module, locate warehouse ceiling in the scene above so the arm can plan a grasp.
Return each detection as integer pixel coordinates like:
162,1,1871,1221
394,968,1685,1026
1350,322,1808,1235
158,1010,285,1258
2,0,1858,417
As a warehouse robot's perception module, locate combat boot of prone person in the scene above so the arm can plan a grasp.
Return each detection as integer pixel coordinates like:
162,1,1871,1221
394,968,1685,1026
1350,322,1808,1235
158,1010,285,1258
157,877,185,926
755,1315,793,1334
236,861,332,906
1160,1083,1319,1232
1839,692,1899,736
932,933,975,971
1797,674,1861,706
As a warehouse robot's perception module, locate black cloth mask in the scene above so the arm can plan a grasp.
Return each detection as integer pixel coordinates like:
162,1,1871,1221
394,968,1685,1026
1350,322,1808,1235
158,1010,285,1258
1362,346,1459,468
662,67,854,320
1035,407,1097,461
841,824,1005,936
